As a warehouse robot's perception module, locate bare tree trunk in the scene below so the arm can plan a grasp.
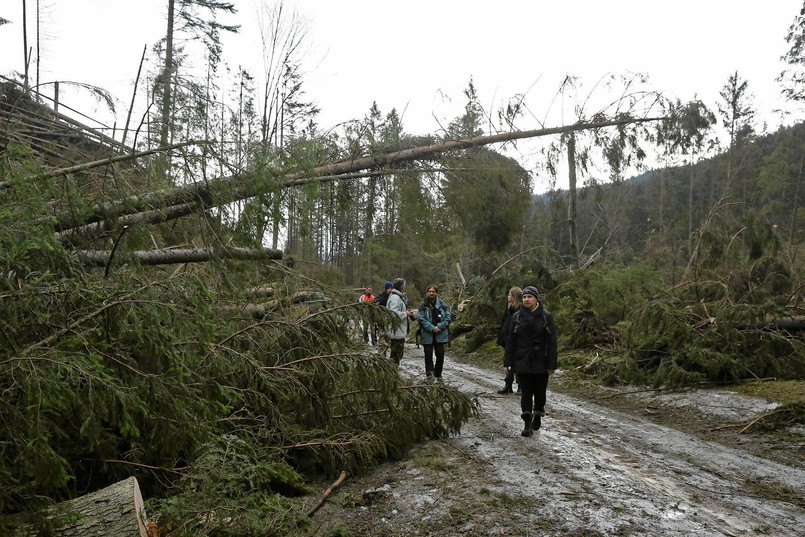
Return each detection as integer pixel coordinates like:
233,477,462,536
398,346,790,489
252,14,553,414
122,45,147,149
789,147,804,248
159,0,175,152
567,132,580,269
35,0,40,91
22,0,29,91
688,153,695,259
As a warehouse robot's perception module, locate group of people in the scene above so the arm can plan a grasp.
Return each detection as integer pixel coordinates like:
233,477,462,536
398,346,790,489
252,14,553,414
359,278,453,378
359,279,558,438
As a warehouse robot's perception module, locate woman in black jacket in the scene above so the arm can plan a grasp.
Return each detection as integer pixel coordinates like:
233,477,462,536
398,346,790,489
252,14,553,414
496,286,522,394
504,285,558,437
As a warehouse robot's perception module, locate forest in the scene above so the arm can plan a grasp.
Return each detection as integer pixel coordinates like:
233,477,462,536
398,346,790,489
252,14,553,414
1,1,805,535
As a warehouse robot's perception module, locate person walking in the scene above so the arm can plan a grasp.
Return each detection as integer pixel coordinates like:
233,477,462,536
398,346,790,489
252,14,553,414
386,278,415,365
504,285,558,437
358,285,377,345
417,285,452,379
496,286,522,394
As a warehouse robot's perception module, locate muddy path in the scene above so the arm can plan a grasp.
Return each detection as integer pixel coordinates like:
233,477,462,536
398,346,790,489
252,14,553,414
310,345,805,536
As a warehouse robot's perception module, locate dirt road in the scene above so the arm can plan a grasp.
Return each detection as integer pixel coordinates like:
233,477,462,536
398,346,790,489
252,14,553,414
312,345,805,536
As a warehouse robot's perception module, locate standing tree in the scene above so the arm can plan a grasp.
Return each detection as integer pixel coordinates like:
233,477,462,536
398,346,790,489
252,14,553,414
156,0,238,180
779,1,805,104
777,2,805,262
656,99,716,264
716,71,755,200
539,74,656,268
253,0,317,249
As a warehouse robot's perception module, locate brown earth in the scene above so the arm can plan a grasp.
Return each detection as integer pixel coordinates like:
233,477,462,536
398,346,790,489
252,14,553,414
306,344,805,536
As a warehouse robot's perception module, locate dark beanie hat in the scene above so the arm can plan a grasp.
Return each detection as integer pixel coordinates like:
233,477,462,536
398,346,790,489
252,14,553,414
522,285,540,299
384,281,394,289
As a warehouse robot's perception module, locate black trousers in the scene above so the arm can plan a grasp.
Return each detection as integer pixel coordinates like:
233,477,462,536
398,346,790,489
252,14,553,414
518,373,549,415
504,366,515,386
423,342,445,377
390,338,405,364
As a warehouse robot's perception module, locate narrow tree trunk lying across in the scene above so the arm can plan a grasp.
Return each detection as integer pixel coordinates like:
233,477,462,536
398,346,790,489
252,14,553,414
14,477,150,537
219,291,322,319
247,285,275,298
53,116,665,236
73,246,284,267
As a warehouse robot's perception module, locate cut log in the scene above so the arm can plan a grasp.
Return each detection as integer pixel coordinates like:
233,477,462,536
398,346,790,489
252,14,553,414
14,476,149,537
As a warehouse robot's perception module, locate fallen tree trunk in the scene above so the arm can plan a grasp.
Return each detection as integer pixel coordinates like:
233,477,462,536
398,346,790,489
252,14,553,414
52,115,664,236
73,246,284,267
769,316,805,331
247,285,275,298
13,477,150,537
218,291,325,319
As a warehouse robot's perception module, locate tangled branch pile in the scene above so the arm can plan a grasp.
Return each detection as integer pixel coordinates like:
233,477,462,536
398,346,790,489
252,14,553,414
0,89,478,535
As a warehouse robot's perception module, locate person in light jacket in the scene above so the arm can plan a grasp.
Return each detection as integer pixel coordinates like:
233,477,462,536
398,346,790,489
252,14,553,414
504,285,558,437
417,284,452,379
386,278,415,364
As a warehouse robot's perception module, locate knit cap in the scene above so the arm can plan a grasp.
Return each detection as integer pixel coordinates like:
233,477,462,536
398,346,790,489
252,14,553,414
522,286,540,299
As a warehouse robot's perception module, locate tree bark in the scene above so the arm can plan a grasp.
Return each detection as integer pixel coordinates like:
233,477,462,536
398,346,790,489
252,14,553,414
73,246,284,267
14,477,149,537
567,132,580,269
51,116,665,236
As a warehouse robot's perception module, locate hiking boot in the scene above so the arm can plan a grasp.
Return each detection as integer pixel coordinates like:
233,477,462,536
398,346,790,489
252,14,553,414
532,414,541,431
520,412,533,437
497,383,513,394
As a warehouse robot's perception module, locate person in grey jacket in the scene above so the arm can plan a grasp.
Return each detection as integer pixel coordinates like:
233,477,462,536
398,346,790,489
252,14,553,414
417,284,452,378
504,285,558,437
386,278,415,364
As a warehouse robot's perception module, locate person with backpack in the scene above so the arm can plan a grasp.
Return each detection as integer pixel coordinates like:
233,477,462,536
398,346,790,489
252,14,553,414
504,285,558,437
386,278,415,364
417,284,452,379
496,286,522,394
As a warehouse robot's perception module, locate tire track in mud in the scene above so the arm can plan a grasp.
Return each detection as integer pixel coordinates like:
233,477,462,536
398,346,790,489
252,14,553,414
399,346,805,536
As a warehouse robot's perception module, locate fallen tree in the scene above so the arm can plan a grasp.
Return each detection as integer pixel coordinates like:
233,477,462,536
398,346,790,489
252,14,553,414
73,246,284,267
53,115,664,239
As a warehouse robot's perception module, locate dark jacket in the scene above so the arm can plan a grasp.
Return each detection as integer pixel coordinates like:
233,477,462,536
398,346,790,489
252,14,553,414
496,306,517,348
503,303,558,375
375,291,390,307
417,297,452,345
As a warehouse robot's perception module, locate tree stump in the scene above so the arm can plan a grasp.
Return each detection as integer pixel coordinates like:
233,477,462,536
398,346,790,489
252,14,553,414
15,476,150,536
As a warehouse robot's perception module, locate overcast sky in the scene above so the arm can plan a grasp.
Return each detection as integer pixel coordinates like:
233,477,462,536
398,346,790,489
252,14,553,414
1,1,802,186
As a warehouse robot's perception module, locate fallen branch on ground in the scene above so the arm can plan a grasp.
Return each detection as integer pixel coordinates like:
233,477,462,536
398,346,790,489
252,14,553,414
306,470,348,518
